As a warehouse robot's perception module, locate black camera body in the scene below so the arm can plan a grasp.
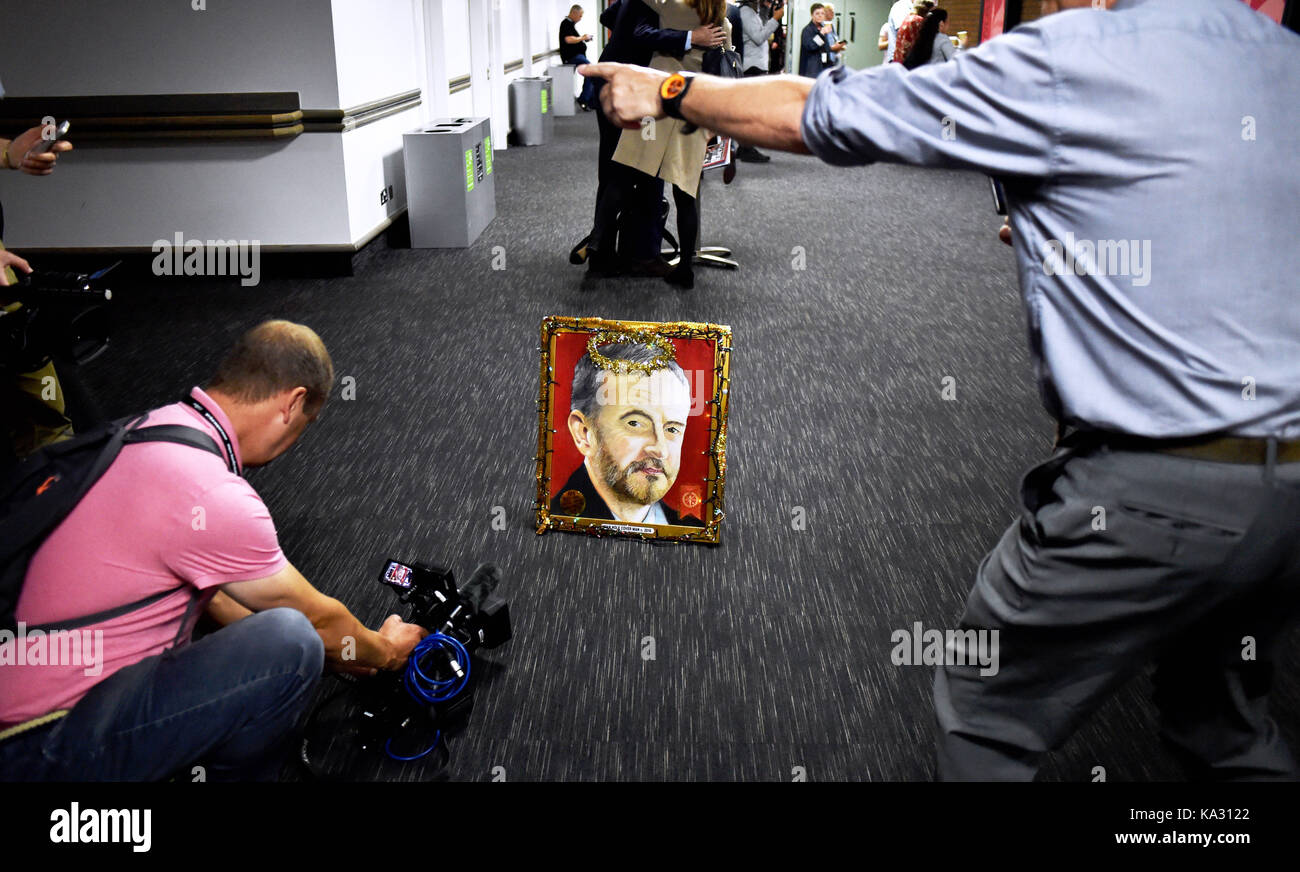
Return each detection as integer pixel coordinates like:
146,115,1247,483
301,559,512,776
356,560,510,764
0,266,115,374
379,559,512,652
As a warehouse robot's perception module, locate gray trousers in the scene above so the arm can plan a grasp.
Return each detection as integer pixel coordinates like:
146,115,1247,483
934,435,1300,781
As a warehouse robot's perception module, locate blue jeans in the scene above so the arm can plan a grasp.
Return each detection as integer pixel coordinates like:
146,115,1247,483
568,54,598,107
0,608,324,781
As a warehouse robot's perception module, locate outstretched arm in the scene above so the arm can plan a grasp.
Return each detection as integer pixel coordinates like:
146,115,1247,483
580,62,812,154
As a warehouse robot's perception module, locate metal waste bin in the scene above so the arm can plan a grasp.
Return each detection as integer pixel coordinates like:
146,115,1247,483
547,64,576,117
403,116,495,248
508,76,554,146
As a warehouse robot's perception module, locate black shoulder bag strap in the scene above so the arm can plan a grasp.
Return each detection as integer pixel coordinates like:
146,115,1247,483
30,419,228,646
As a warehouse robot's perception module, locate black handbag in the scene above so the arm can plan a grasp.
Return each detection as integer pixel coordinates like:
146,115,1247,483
702,47,743,79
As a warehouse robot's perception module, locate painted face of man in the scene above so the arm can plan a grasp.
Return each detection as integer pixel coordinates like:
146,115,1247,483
588,368,691,506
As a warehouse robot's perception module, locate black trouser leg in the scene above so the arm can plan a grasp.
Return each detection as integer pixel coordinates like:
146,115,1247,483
672,184,698,263
591,83,622,254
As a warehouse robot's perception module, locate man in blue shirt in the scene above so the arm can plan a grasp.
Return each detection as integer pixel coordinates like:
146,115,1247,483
583,0,1300,780
821,3,848,66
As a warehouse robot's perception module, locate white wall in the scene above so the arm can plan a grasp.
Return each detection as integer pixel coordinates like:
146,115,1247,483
331,0,423,108
435,0,569,135
443,0,474,80
0,0,341,106
0,0,576,250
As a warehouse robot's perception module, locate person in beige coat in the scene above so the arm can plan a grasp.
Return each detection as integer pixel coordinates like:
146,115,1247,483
612,0,731,289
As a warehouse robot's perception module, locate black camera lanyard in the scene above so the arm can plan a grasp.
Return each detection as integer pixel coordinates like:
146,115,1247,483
183,394,241,476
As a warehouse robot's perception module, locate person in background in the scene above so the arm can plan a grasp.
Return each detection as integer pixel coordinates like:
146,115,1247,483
767,0,788,72
735,0,784,162
798,3,831,77
892,0,936,63
560,4,599,110
822,3,849,65
570,0,723,277
1,112,75,464
902,7,965,68
883,0,915,64
611,0,732,290
878,21,891,63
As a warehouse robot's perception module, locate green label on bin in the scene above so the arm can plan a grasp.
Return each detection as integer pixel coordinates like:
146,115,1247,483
484,136,493,174
464,149,474,192
541,88,549,114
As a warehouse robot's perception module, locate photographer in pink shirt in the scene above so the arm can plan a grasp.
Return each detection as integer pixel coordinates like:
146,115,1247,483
0,320,425,780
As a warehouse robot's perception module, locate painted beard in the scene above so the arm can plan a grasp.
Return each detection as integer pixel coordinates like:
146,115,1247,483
594,439,675,506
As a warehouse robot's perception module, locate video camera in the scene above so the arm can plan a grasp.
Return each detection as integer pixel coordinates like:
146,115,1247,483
378,559,511,651
0,264,116,374
300,558,512,777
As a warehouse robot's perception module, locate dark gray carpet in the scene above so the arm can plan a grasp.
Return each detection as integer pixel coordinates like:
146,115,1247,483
74,112,1299,781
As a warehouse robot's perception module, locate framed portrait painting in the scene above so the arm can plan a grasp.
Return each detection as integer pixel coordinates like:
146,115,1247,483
535,317,731,544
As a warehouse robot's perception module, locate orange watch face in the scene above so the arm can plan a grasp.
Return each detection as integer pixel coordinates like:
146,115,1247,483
661,74,686,100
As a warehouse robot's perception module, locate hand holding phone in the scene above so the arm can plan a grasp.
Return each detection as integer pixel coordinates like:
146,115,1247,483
26,120,71,157
4,121,72,175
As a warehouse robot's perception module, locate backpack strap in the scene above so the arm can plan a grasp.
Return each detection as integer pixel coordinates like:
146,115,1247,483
124,424,223,463
25,422,225,635
26,588,179,633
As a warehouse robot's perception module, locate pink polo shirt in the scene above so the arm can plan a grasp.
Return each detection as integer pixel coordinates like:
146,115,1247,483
0,387,288,727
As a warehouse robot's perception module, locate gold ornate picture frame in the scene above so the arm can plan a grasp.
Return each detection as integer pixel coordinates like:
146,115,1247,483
535,316,731,544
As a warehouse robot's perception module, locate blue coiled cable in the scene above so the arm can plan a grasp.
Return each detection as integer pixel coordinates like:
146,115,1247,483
384,633,471,761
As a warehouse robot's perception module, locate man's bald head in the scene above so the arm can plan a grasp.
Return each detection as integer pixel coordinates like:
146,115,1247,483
206,319,334,415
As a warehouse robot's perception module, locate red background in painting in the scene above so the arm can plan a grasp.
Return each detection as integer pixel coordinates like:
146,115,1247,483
549,333,716,520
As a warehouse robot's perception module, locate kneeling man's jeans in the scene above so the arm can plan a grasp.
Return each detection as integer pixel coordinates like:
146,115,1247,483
0,608,324,781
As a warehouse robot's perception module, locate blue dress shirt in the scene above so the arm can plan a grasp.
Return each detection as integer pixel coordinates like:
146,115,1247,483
801,0,1300,438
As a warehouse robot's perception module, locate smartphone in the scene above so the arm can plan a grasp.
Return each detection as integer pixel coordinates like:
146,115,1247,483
379,559,415,590
989,177,1008,216
29,120,71,155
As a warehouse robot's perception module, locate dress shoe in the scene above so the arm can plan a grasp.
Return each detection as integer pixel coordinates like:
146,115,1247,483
665,264,695,290
625,256,673,278
735,145,771,163
570,233,593,265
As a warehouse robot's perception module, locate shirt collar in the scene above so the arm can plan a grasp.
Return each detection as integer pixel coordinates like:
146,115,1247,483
186,386,243,470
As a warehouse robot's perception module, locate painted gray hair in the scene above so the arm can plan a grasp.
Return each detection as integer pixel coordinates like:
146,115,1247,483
570,342,688,419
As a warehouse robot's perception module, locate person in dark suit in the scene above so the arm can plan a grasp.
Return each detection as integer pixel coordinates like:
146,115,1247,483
798,3,833,78
550,339,706,528
572,0,724,276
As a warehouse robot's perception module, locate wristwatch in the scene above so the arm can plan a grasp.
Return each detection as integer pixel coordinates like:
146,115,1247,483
659,72,697,133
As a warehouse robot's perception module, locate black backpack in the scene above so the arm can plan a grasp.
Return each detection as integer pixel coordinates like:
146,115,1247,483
0,413,224,634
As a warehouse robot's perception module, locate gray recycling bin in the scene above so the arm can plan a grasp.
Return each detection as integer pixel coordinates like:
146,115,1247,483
403,116,495,248
547,64,576,117
508,76,554,146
